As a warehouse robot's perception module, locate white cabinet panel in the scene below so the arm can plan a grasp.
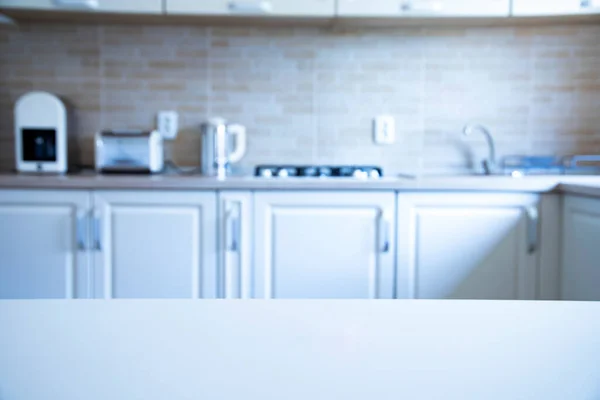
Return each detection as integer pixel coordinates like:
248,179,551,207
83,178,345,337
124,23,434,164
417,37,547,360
562,196,600,301
167,0,335,16
93,191,217,299
218,191,253,299
0,190,91,299
253,192,396,299
538,195,562,300
397,193,539,300
338,0,510,17
0,0,163,14
512,0,600,16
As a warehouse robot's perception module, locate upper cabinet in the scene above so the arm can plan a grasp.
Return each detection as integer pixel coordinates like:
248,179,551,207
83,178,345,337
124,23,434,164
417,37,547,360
337,0,511,17
166,0,335,16
513,0,600,16
3,0,598,18
0,0,163,14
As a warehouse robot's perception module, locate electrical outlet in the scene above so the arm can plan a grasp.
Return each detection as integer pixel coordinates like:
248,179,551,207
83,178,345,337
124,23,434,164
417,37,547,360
373,115,395,145
157,111,178,140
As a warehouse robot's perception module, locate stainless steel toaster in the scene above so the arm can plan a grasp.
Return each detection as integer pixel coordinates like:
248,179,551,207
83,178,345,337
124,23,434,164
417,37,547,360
95,130,164,174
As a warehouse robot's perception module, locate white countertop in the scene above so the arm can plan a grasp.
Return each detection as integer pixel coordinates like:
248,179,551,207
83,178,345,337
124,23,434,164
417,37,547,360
1,173,600,196
557,181,600,197
1,300,599,400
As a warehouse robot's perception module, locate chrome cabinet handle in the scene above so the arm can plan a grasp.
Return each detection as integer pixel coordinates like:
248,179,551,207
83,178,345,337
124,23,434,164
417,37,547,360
225,203,240,252
580,0,600,9
76,212,87,251
229,216,240,252
92,213,102,251
222,201,242,299
525,206,539,254
228,1,273,14
53,0,99,9
379,213,390,253
400,0,443,13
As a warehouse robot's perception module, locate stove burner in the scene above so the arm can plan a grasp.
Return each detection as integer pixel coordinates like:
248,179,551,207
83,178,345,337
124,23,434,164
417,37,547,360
255,165,383,179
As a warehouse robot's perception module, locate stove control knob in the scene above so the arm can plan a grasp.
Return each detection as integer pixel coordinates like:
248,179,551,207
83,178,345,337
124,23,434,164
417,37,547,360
261,169,273,178
303,167,318,177
278,169,289,178
353,170,368,179
318,167,332,177
369,169,381,179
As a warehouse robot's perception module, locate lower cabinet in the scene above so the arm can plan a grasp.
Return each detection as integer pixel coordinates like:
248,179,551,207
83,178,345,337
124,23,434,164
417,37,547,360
218,191,253,299
397,193,540,300
93,191,217,299
252,192,396,299
0,190,91,299
0,187,576,301
561,195,600,301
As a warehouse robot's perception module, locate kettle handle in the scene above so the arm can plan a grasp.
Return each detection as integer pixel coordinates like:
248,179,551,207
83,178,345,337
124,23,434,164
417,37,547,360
228,124,247,164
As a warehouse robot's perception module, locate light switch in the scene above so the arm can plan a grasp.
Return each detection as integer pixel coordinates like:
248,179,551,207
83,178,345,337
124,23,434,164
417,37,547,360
157,111,178,140
373,115,395,145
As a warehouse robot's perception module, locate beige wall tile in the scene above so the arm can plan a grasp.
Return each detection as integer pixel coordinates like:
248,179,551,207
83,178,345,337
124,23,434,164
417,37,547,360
0,22,599,174
0,23,101,171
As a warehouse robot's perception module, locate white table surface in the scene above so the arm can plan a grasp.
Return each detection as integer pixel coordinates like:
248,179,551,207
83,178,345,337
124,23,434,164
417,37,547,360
1,300,599,400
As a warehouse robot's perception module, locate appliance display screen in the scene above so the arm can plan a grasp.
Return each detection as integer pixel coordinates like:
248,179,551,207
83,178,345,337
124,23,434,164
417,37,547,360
22,128,57,162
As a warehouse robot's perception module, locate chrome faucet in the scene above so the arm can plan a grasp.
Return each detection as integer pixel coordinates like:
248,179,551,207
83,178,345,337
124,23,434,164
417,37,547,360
462,124,496,175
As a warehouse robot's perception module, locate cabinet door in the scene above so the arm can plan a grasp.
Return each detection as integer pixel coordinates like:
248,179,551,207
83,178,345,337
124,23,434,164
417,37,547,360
512,0,600,16
561,196,600,301
0,190,91,299
93,191,217,299
0,0,163,14
166,0,335,16
397,193,539,300
337,0,510,17
218,191,253,299
253,192,396,299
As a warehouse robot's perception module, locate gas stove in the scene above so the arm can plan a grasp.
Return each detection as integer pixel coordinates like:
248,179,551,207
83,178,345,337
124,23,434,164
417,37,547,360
255,165,383,179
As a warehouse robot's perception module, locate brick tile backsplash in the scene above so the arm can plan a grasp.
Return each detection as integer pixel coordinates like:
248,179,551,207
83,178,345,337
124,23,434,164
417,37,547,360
1,22,599,175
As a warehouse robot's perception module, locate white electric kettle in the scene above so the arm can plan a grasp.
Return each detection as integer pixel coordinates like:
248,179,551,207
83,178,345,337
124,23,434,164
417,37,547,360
201,117,247,178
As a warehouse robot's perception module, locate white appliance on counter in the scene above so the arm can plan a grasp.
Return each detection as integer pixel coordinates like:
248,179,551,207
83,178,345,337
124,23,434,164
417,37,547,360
95,130,164,174
14,91,68,174
201,118,246,178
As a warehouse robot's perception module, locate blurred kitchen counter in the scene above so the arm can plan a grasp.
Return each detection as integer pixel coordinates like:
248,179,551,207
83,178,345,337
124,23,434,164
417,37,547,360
1,172,600,195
